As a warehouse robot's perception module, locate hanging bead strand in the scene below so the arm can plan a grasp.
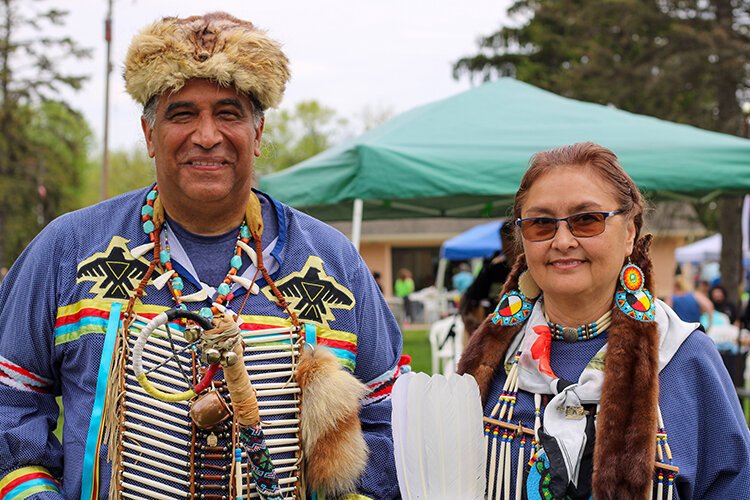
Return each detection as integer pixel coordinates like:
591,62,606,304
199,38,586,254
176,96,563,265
655,406,678,500
515,435,526,500
487,426,500,500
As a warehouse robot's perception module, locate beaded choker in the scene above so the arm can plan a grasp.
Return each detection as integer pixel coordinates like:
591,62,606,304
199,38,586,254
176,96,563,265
545,308,613,343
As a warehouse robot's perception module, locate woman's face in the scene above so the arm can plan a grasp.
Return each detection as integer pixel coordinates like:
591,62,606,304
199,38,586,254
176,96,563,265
710,288,725,304
519,164,636,305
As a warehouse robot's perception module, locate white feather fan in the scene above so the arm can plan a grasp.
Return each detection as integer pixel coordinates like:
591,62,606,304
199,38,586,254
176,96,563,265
392,371,486,500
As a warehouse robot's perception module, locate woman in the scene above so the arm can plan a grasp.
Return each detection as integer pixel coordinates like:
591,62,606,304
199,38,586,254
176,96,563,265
709,284,738,324
395,268,416,324
458,143,750,499
460,220,518,337
670,275,714,325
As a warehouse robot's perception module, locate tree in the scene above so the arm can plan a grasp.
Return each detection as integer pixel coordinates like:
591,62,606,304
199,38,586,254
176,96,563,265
454,0,750,305
79,147,155,208
256,100,350,175
0,0,91,266
2,101,94,264
357,104,395,133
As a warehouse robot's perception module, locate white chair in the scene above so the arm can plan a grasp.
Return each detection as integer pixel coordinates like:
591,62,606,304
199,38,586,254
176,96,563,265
428,314,465,375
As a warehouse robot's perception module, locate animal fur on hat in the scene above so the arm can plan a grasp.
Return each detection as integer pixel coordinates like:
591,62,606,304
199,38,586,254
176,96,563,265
296,346,369,495
458,234,660,499
124,12,290,110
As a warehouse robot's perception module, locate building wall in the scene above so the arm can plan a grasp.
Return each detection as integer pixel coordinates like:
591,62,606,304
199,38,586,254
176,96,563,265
359,242,391,296
650,235,686,299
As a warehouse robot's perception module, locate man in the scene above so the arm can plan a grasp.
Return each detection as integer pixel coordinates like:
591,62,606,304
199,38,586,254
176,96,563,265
0,13,402,499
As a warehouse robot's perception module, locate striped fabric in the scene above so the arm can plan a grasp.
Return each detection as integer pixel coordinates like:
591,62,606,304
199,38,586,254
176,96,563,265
0,188,402,498
54,300,360,371
0,356,53,394
239,314,358,371
54,299,167,345
0,466,61,499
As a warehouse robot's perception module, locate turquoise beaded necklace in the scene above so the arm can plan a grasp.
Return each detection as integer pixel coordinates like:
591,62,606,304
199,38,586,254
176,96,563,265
141,185,253,319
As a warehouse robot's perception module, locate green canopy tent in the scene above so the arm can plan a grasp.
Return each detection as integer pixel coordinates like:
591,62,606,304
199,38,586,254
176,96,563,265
260,78,750,248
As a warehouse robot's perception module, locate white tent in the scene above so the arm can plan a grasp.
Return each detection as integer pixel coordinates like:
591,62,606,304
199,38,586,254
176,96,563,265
675,196,750,264
675,234,723,263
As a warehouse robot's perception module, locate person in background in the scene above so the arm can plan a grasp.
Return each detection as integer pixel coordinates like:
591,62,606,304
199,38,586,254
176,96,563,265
709,284,738,324
459,220,518,337
451,262,474,294
669,275,714,325
372,271,384,292
696,279,711,297
394,268,415,325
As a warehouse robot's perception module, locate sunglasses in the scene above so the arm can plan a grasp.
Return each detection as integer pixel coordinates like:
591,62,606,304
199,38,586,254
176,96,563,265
515,210,624,242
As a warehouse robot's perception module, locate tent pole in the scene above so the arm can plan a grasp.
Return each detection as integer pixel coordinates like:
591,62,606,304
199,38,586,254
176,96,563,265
351,198,363,252
436,258,448,315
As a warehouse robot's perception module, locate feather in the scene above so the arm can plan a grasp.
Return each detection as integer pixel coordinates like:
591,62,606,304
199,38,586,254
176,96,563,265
392,372,486,500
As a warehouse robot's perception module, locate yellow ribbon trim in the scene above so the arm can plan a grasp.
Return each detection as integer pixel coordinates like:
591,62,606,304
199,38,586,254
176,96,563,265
0,465,52,489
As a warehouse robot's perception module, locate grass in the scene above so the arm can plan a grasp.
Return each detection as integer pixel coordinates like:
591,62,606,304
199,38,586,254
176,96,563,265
401,328,431,374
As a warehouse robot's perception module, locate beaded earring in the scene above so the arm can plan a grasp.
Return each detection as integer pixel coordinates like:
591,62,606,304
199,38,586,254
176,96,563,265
615,261,655,321
491,271,541,326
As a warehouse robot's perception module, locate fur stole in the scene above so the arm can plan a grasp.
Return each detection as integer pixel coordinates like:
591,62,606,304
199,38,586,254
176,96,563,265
458,235,659,499
296,346,369,496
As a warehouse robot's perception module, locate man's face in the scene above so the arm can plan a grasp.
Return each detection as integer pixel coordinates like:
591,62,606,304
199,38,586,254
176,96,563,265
141,79,264,205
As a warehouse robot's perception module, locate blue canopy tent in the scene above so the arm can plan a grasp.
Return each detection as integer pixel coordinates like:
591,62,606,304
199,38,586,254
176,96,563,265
436,219,505,294
440,221,503,260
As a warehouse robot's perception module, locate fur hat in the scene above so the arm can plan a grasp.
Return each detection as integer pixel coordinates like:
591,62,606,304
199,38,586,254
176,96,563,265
124,12,290,110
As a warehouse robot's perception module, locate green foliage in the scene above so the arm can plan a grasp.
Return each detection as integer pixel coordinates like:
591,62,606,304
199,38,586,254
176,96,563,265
1,101,93,263
0,0,92,267
454,0,750,136
255,100,350,175
80,147,155,208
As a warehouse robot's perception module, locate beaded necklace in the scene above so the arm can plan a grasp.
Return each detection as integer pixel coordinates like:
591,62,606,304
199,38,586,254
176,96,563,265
482,344,679,500
545,308,613,343
140,185,256,319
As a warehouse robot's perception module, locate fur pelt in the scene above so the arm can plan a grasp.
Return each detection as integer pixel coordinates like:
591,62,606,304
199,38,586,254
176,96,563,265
459,235,660,499
124,12,290,109
296,346,369,495
592,234,659,499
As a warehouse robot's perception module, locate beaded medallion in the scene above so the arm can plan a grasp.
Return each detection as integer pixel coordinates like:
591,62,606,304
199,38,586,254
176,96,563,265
492,290,533,326
620,263,644,292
